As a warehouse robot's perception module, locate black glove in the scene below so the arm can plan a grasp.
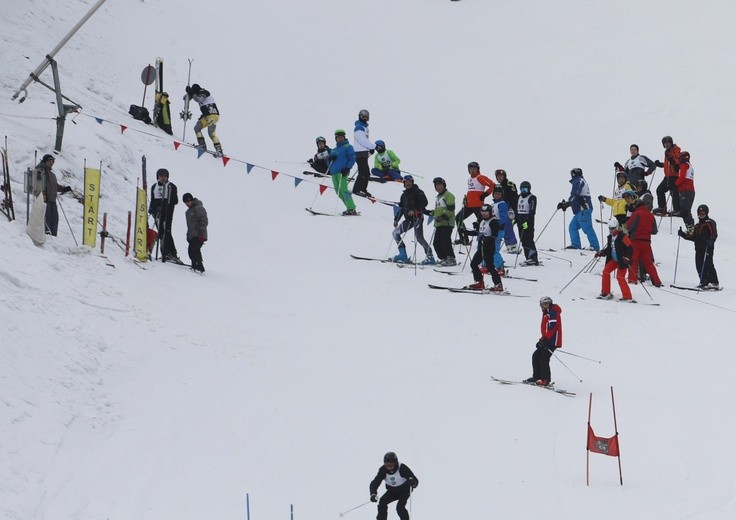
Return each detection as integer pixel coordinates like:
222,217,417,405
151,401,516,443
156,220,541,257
369,149,375,155
614,162,623,170
370,494,378,503
597,195,605,202
340,167,350,176
185,86,192,95
61,186,72,193
479,191,489,200
472,221,479,230
308,158,314,165
408,477,418,489
655,160,664,168
677,228,685,238
536,338,549,349
556,201,568,211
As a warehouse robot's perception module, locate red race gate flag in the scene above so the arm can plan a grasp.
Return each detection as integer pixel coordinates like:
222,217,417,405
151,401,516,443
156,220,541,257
587,425,619,457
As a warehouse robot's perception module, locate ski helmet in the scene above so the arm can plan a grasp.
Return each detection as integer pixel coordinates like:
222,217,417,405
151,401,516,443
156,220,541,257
316,136,326,144
570,167,583,178
697,204,709,215
334,129,346,137
190,84,202,94
467,161,480,170
480,203,493,214
494,168,507,179
680,151,690,162
622,190,637,200
616,170,627,179
519,180,531,193
384,452,398,465
433,177,446,186
662,135,673,145
636,179,648,191
358,109,370,120
375,139,386,151
42,154,55,163
403,175,414,183
492,184,504,195
539,296,553,306
608,217,619,229
156,168,169,178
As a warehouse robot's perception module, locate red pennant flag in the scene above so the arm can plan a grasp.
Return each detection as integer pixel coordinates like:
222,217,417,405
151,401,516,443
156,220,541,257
120,125,127,134
173,141,181,150
587,425,620,457
222,156,230,166
271,170,279,180
319,185,328,195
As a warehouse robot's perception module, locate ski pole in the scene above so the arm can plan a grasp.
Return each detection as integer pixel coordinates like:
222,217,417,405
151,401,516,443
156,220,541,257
550,349,583,382
338,501,371,517
697,250,709,291
599,203,604,242
562,208,567,249
583,254,601,274
559,256,598,294
555,350,602,364
398,168,425,179
56,195,78,246
673,234,681,285
638,278,654,301
541,250,572,267
534,207,558,242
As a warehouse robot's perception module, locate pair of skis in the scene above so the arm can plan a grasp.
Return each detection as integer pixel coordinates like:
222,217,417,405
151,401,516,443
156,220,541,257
491,376,576,397
427,284,529,297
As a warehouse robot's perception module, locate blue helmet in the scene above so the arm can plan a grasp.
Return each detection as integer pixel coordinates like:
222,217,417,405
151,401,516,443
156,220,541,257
375,139,385,149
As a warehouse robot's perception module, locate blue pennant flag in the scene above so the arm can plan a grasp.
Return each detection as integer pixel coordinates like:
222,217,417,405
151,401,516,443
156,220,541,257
246,163,254,174
294,178,303,187
95,118,104,124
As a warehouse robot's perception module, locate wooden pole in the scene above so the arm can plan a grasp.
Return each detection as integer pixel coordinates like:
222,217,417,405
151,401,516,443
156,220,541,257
610,386,623,485
586,392,592,486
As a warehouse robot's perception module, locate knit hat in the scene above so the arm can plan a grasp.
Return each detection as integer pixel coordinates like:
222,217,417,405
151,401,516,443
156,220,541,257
182,193,193,202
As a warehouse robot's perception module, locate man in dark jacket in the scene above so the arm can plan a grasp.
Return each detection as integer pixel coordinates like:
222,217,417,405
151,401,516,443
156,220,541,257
391,176,434,264
148,168,180,263
369,452,418,520
516,180,539,265
526,296,562,387
494,169,519,253
35,154,71,236
183,192,208,273
678,204,719,289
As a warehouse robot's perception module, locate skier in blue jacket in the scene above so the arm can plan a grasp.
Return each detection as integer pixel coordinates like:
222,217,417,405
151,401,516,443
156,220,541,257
328,129,358,216
557,168,600,250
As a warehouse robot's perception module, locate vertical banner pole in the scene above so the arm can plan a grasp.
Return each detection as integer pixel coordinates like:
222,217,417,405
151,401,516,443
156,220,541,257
610,386,623,485
290,503,294,520
125,210,131,256
246,493,250,520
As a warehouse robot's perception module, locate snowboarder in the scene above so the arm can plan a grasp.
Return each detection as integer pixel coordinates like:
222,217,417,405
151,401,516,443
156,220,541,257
516,180,539,265
525,296,562,387
306,136,331,175
653,136,681,216
677,204,719,289
183,192,208,273
494,169,519,253
455,161,495,244
328,129,358,216
35,154,71,236
392,176,434,264
369,452,418,520
461,203,504,291
595,218,633,301
352,109,375,198
624,195,662,287
615,144,656,184
185,83,223,157
428,177,456,266
597,170,633,225
489,185,509,275
557,168,600,251
371,140,402,181
675,151,695,233
148,168,180,263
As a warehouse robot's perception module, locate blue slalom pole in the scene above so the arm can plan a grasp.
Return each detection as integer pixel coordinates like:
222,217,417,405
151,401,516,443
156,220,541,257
290,504,294,520
246,493,250,520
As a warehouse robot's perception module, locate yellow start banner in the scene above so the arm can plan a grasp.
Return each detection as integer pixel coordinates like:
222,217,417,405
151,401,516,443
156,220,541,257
134,187,148,261
83,167,101,247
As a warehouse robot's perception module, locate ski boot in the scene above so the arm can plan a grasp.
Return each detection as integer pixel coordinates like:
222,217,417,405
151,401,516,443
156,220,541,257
213,142,224,158
420,252,436,265
465,280,485,290
596,293,613,300
392,246,409,263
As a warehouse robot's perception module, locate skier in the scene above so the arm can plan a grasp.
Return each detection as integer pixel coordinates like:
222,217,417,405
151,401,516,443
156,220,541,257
352,109,375,198
371,140,402,181
675,151,695,233
183,192,208,273
34,154,71,236
516,180,539,265
185,83,223,157
391,176,434,264
653,135,681,216
369,452,418,520
328,129,358,216
454,161,495,244
460,203,504,291
595,218,633,301
634,179,654,211
306,136,331,175
494,168,519,253
525,296,562,387
557,168,600,251
598,170,634,225
489,185,509,276
428,177,457,266
624,194,662,287
148,168,181,263
678,204,719,289
615,144,656,184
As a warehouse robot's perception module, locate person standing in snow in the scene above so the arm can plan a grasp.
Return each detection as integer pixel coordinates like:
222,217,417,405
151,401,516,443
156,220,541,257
306,136,331,175
675,151,695,234
148,168,180,263
391,176,434,264
352,109,375,198
678,204,719,290
490,185,509,276
185,83,223,157
461,203,504,291
595,218,633,301
35,154,71,236
428,177,456,266
328,129,358,216
455,161,495,245
597,170,634,225
516,180,539,266
615,144,656,184
371,140,402,181
369,452,418,520
557,167,600,251
525,296,562,387
624,193,662,287
183,192,208,273
653,135,681,216
494,169,519,253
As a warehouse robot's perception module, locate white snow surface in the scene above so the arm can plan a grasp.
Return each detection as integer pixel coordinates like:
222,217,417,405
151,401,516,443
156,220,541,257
1,1,736,519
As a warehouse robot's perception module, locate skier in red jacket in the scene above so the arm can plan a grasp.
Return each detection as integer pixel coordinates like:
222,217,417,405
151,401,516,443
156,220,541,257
525,296,562,387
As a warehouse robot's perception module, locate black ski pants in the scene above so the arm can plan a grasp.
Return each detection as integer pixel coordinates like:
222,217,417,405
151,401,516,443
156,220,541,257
532,344,555,381
187,238,205,272
517,222,538,260
695,245,718,286
157,210,178,259
377,488,410,520
656,176,680,212
352,151,371,195
433,226,455,261
470,238,502,285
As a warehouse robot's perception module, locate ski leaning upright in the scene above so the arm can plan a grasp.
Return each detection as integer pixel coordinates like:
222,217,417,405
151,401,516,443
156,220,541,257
180,58,193,142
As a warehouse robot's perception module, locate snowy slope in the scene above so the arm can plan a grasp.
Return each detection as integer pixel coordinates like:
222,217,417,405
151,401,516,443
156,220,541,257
2,1,736,519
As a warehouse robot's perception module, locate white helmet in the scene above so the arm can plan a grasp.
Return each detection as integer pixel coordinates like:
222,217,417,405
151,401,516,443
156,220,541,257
608,218,619,229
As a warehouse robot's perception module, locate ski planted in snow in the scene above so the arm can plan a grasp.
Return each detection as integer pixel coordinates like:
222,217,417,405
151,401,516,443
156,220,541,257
491,376,576,396
180,58,193,142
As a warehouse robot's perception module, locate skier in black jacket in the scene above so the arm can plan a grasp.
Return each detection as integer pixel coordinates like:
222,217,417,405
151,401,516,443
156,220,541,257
678,204,719,289
369,452,418,520
391,176,434,264
148,168,180,262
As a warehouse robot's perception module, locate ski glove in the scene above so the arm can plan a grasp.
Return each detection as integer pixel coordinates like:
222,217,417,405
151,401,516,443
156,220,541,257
370,494,378,503
614,162,623,170
556,201,569,211
61,186,72,193
522,221,529,230
597,195,606,202
655,160,664,168
340,168,350,175
536,338,550,349
198,235,206,244
408,477,418,489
